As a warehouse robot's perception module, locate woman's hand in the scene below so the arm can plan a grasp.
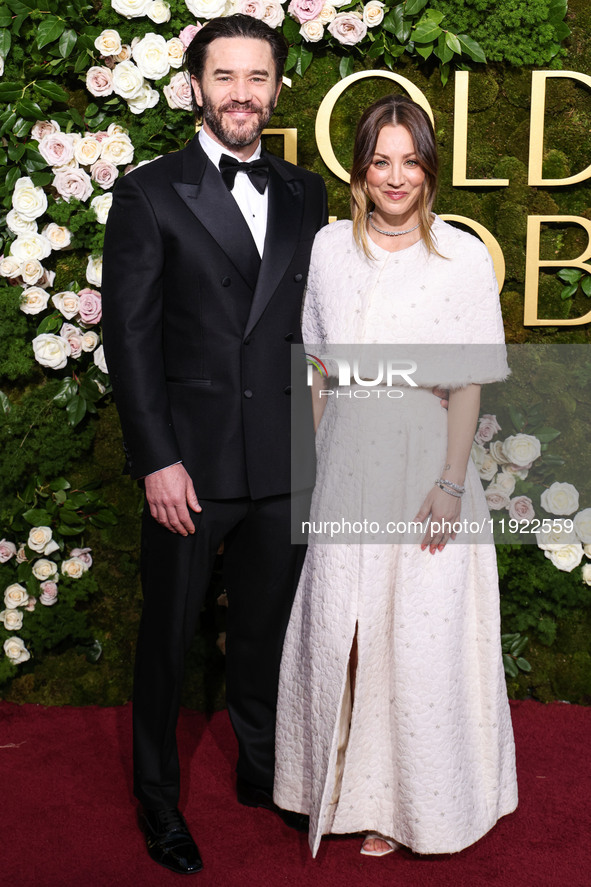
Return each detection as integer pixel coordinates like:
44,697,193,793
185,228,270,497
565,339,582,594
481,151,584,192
414,485,462,553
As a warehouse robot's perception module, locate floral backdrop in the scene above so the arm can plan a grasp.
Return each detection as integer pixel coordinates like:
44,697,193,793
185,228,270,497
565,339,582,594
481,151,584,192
1,0,590,704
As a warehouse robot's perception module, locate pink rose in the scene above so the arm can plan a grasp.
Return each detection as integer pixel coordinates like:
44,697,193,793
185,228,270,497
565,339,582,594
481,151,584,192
60,323,83,358
25,596,36,611
288,0,324,23
70,547,93,568
90,160,119,190
508,496,536,522
475,413,501,445
53,168,93,203
78,288,102,324
327,11,367,45
179,24,201,49
38,133,75,168
86,66,114,98
31,120,60,142
485,488,511,511
39,580,59,606
16,545,28,563
164,72,193,111
238,0,265,18
0,539,17,562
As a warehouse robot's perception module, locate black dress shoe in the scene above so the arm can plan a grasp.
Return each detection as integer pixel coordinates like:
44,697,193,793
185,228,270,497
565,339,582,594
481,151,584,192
236,777,309,832
140,806,203,875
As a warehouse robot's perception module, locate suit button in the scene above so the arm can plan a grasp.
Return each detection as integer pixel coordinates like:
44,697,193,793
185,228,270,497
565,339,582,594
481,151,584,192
284,333,294,342
243,389,253,398
294,273,303,282
222,277,231,287
284,386,292,396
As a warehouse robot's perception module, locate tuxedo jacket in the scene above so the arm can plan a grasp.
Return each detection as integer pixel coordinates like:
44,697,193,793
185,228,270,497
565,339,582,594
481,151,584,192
102,136,328,500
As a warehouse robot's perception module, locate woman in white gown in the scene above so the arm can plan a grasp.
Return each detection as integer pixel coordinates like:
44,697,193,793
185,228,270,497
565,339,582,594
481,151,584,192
274,95,518,858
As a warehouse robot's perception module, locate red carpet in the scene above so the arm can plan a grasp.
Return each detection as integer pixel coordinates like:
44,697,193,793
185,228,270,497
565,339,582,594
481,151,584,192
1,700,589,887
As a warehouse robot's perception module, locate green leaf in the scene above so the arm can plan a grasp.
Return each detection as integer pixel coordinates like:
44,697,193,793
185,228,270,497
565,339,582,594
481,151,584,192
339,55,354,80
557,267,583,284
282,15,301,44
53,377,78,406
508,405,525,431
74,49,91,73
404,0,428,15
415,43,433,59
413,21,442,43
89,508,118,527
57,522,84,536
30,170,52,187
535,428,561,443
445,32,462,55
0,390,10,413
552,21,570,41
0,28,11,57
383,7,411,43
420,9,445,25
285,44,299,74
547,0,567,21
560,284,578,300
35,80,69,103
66,395,87,426
58,28,77,58
502,653,518,678
8,142,25,161
49,476,71,492
296,46,313,77
581,276,591,297
456,33,486,64
0,8,12,27
516,657,532,673
36,16,66,49
434,33,454,63
0,112,16,136
15,97,43,119
36,314,62,334
367,39,384,59
22,507,53,525
439,62,450,87
0,82,24,102
13,117,32,138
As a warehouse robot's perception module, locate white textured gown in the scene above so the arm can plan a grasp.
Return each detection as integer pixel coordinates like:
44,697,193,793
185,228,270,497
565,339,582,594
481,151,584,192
274,217,518,856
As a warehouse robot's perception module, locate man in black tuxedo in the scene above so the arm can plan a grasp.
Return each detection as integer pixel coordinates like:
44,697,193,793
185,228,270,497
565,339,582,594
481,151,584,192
102,15,327,876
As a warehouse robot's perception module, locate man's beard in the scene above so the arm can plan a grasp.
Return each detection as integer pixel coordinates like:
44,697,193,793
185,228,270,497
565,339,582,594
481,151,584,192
201,93,275,149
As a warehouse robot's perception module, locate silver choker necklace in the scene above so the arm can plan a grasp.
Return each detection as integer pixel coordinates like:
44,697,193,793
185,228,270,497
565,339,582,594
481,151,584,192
368,212,420,237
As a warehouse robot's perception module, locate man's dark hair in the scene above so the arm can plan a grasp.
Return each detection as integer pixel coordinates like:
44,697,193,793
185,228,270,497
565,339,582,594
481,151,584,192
185,14,288,115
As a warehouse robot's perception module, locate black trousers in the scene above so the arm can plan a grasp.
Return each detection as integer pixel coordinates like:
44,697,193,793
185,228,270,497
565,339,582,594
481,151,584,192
132,492,307,810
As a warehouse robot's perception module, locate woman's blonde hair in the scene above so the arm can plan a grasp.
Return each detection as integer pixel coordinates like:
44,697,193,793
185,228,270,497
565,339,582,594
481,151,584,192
350,93,439,258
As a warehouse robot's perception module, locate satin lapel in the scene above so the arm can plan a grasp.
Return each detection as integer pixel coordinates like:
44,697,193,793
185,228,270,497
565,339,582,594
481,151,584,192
244,158,304,339
173,141,261,291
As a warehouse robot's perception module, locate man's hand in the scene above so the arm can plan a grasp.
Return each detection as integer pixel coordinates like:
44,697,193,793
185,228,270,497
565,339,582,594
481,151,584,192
145,463,201,535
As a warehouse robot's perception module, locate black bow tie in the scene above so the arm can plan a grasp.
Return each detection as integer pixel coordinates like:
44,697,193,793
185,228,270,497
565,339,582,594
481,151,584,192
219,154,269,195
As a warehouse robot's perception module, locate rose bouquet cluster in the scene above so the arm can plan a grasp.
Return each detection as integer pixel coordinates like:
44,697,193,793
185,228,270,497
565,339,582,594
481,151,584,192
0,119,139,378
0,529,92,667
472,414,591,580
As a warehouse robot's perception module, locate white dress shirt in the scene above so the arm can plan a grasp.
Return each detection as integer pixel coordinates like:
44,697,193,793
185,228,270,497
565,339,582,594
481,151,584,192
198,127,268,257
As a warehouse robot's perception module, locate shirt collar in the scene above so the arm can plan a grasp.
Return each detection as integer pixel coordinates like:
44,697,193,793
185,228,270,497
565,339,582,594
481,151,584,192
198,127,262,170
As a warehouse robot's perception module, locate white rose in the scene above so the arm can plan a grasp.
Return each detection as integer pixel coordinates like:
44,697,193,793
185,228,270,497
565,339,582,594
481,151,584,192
32,334,71,370
93,344,108,374
38,132,75,167
501,462,529,479
12,176,48,221
132,33,170,80
10,233,52,261
163,72,193,111
114,44,132,62
491,471,516,496
94,29,123,57
318,3,336,23
53,168,93,203
0,609,24,631
74,136,102,166
584,543,591,558
362,0,384,26
167,37,184,69
536,522,577,549
501,434,541,468
6,210,38,236
0,540,17,562
107,123,129,137
0,256,22,278
20,287,50,315
327,11,367,45
488,439,510,464
541,482,579,516
61,556,88,579
147,0,171,22
185,0,228,18
477,452,498,482
86,255,103,286
470,441,486,472
127,83,160,115
4,583,29,609
544,543,584,572
42,222,72,250
91,193,113,224
20,260,44,285
31,558,59,581
111,0,152,16
31,120,60,141
3,636,31,664
52,291,80,320
70,547,93,568
300,19,324,41
573,508,591,544
581,563,591,584
27,526,54,554
81,330,100,352
112,60,145,101
484,488,510,511
100,133,135,166
262,0,285,27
